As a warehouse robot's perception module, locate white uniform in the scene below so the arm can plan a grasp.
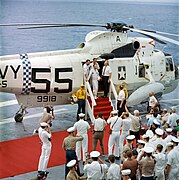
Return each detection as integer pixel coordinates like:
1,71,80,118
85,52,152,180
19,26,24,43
107,163,121,180
164,134,174,144
153,152,166,180
84,161,108,180
38,127,52,171
167,146,179,180
117,90,125,101
107,116,122,157
119,118,131,154
167,113,179,127
83,63,91,80
102,65,112,76
88,68,100,98
73,119,90,161
151,137,166,152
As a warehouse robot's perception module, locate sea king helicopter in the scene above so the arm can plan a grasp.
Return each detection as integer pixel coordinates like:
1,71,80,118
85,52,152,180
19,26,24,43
0,22,179,122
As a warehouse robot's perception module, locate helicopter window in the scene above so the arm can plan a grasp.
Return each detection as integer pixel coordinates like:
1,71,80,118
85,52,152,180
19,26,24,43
78,42,85,48
111,43,137,58
166,57,174,71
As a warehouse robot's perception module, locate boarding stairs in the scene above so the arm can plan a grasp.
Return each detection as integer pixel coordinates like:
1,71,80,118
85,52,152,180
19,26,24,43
85,80,118,122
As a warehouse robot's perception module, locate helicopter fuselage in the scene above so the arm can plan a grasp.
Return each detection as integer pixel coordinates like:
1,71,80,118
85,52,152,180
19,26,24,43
0,31,178,108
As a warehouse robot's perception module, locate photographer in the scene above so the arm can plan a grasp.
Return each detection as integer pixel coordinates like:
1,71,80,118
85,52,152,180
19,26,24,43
37,122,52,178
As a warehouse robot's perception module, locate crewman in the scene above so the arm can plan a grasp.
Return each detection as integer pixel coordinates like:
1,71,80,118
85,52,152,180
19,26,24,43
153,144,166,180
107,110,122,160
119,112,131,155
166,137,179,180
73,113,90,163
76,84,86,121
164,128,174,143
62,127,83,178
148,92,159,112
121,135,135,160
151,128,166,152
138,147,155,180
92,112,106,156
107,155,121,180
121,169,131,180
66,160,86,180
84,151,108,179
136,140,146,161
37,122,52,178
166,106,179,128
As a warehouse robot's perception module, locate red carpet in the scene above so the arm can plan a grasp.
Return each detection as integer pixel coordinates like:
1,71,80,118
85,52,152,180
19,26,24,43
0,125,112,179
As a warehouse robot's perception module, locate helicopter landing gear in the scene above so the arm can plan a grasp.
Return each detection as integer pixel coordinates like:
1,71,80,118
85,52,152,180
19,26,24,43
14,105,28,122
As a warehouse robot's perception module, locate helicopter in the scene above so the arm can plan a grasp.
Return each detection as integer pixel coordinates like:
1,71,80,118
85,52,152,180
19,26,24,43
0,22,179,122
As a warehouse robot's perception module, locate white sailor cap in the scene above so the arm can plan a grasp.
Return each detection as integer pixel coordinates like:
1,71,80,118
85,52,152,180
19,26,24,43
171,106,176,112
90,151,100,158
40,122,49,127
66,160,76,168
153,119,160,126
143,146,154,153
78,113,85,118
126,135,135,140
67,127,75,133
121,169,131,176
163,108,167,112
146,130,154,138
142,134,149,139
166,142,173,147
171,136,179,143
166,128,172,133
111,110,118,114
155,128,164,136
134,110,139,114
138,140,146,144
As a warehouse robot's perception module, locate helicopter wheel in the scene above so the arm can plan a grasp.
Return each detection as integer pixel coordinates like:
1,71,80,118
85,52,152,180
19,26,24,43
14,113,24,122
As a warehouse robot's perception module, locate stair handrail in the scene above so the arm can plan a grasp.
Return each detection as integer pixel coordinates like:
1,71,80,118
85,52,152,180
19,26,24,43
85,81,96,123
109,79,118,110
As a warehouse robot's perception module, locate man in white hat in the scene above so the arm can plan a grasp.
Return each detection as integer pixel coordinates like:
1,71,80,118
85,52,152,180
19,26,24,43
84,151,108,179
66,160,86,180
161,108,169,128
76,84,86,121
121,135,135,160
164,128,174,143
73,113,90,163
151,128,166,152
166,106,179,128
153,144,166,180
166,137,179,180
107,110,122,159
62,127,83,178
142,134,155,149
119,112,131,156
136,140,146,161
138,147,155,180
37,122,52,178
121,169,131,180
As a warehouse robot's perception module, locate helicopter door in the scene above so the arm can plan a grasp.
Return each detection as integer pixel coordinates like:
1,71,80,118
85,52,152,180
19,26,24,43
138,64,145,78
97,60,104,92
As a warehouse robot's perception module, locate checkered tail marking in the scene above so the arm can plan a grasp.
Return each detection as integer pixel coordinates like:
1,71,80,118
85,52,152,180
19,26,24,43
20,54,32,94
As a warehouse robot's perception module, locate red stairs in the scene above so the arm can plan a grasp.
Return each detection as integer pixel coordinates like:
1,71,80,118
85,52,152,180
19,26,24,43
88,97,113,119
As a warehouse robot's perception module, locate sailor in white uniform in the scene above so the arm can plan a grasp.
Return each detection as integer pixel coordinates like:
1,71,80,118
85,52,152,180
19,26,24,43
73,113,90,162
38,122,52,174
166,137,179,180
121,169,131,180
164,128,174,143
84,151,108,180
151,128,166,153
107,110,122,159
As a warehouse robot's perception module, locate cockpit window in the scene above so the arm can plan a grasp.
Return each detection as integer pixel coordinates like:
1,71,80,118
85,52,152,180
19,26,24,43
166,57,174,71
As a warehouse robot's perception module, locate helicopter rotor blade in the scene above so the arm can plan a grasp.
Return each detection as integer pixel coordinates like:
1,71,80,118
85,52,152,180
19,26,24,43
125,26,179,45
0,23,107,29
140,29,179,37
